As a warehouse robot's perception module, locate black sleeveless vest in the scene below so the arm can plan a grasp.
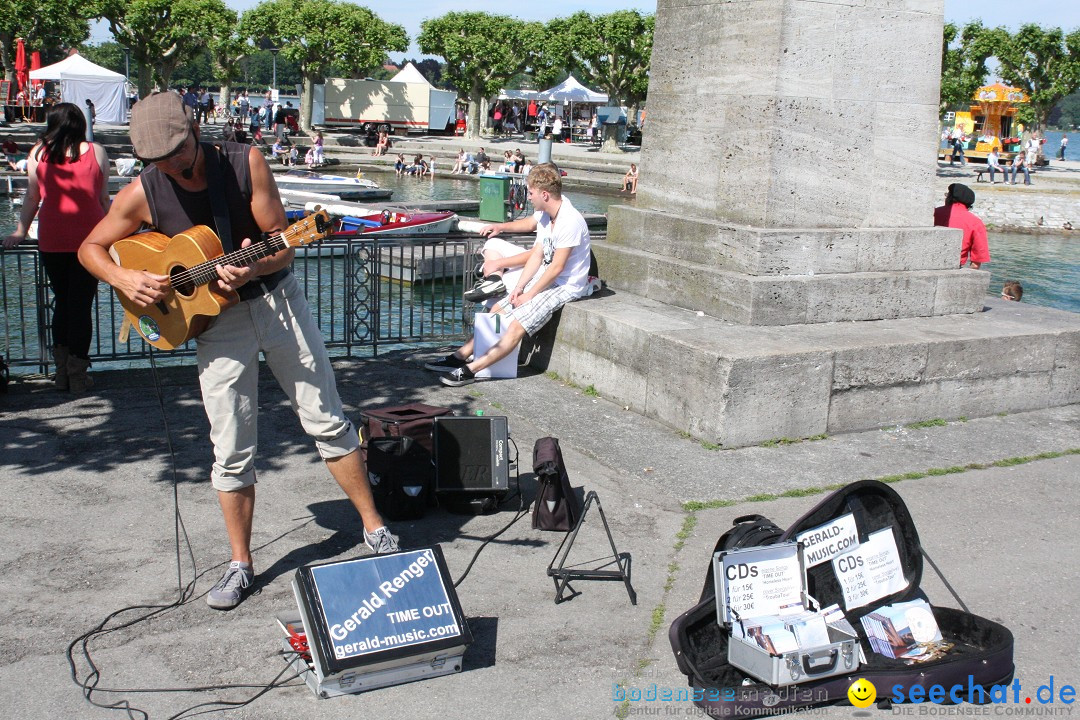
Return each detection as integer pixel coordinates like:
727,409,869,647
141,141,288,299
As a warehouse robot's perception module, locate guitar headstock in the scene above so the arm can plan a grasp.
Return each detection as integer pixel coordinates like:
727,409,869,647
280,209,332,248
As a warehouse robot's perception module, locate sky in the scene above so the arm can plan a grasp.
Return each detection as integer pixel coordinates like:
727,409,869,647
89,1,1080,56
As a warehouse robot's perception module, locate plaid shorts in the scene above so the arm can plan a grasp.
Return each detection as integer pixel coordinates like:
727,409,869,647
507,282,580,336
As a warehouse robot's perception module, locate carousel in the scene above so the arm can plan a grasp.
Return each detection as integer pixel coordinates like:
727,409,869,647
939,82,1029,163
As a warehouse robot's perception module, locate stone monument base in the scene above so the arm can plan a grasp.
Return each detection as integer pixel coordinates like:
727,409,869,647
531,292,1080,448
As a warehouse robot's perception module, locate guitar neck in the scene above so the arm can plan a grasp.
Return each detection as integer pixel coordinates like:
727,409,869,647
182,234,288,288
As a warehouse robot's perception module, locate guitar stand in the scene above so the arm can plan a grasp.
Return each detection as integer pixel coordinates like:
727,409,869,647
546,491,637,606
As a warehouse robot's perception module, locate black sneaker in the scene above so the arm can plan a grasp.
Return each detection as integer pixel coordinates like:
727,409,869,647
441,366,477,387
424,354,469,373
463,276,507,303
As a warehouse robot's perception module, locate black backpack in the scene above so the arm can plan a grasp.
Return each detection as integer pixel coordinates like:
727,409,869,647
698,514,784,601
531,437,581,532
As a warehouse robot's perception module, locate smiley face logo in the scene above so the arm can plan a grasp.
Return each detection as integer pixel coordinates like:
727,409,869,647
848,678,876,708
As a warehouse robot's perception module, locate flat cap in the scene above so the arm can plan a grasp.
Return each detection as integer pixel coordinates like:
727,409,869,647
129,92,193,161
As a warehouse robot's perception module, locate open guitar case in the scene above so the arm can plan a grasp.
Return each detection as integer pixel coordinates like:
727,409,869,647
668,480,1014,715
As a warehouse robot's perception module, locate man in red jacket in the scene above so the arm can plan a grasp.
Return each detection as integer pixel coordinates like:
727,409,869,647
933,183,989,269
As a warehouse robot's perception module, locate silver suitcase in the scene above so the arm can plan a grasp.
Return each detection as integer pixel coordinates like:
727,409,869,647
714,542,859,687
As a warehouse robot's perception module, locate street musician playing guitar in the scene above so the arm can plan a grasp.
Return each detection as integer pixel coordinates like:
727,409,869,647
79,92,399,611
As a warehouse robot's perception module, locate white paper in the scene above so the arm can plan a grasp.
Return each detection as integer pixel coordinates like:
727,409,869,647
720,545,804,620
796,512,860,568
832,527,906,609
472,312,520,379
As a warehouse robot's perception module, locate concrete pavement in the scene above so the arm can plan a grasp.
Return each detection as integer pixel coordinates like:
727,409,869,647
0,352,1077,719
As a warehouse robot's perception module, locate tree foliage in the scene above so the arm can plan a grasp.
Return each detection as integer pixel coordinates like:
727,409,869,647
989,24,1080,131
240,0,407,131
98,0,235,96
547,10,653,108
418,12,544,139
1,0,92,84
939,21,995,114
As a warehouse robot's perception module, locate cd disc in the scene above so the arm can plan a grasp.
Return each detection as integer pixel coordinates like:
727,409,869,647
906,606,937,643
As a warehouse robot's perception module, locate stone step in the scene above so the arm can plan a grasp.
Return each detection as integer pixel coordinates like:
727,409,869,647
535,291,1080,448
592,240,988,325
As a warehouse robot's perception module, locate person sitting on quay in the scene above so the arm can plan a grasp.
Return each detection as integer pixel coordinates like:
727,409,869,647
424,163,593,387
933,183,989,269
1009,151,1031,186
394,152,407,176
451,148,467,174
271,138,291,165
475,147,491,173
371,130,390,157
985,148,1006,184
621,163,639,194
1001,280,1023,301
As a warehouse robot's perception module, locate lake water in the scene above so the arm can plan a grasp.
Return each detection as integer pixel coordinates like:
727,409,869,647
2,188,1076,313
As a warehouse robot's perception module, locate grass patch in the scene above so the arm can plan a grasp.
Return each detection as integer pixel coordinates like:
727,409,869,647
545,371,560,381
468,389,483,398
583,384,600,397
674,515,698,551
701,441,722,451
761,433,829,448
664,562,680,592
614,699,630,719
646,603,667,644
678,430,694,440
957,416,969,423
905,418,948,429
682,499,737,512
490,401,504,411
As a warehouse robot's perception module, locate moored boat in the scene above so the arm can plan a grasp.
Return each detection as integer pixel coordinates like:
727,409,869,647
335,209,458,237
273,170,394,201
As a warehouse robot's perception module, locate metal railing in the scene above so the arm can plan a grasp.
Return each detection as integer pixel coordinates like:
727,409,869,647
0,234,517,375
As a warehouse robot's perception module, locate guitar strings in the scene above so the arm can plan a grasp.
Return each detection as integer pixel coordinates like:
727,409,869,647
166,218,317,288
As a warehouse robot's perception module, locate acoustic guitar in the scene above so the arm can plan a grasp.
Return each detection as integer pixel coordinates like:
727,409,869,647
109,209,331,350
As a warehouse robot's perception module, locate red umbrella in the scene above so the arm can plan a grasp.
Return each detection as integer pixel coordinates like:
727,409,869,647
30,50,42,96
14,38,28,95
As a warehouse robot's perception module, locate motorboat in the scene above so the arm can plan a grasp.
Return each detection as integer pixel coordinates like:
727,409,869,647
334,209,458,237
273,170,394,201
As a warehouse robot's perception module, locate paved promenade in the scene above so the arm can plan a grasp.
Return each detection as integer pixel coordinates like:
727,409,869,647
0,351,1076,719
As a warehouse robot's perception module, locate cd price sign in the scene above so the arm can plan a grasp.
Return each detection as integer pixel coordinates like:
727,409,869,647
714,543,805,624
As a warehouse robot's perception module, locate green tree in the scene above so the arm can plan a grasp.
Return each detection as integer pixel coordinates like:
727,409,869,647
419,12,544,139
241,0,406,132
543,10,653,151
208,20,254,118
939,21,995,115
1,0,92,84
989,24,1080,131
98,0,235,96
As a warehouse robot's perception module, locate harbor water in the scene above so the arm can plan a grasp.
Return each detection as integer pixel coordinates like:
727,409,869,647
2,184,1076,314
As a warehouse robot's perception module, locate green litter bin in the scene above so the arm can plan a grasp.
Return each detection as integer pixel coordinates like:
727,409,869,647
478,173,511,222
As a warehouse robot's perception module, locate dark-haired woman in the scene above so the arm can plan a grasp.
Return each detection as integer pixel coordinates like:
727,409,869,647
2,102,110,393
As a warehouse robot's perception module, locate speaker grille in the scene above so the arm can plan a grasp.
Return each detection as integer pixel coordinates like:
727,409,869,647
434,416,509,493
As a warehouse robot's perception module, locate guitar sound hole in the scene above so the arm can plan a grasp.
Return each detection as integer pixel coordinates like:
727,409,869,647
170,267,196,298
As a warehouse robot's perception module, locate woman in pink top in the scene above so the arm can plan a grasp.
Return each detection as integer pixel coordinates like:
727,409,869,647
3,103,110,392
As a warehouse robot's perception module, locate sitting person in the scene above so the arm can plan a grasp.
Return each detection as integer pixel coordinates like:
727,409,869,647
1001,280,1023,301
274,139,295,165
475,147,490,172
621,163,639,193
985,149,1005,184
1009,151,1030,186
424,164,593,387
502,150,515,172
371,130,388,157
465,153,479,175
1,136,18,155
394,152,407,176
451,148,466,174
933,183,989,269
288,143,299,166
513,148,525,173
408,153,426,177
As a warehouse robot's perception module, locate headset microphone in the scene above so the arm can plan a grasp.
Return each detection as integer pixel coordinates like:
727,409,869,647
181,142,200,180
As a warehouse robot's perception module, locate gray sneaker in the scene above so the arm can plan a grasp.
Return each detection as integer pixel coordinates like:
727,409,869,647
364,526,400,554
207,561,254,610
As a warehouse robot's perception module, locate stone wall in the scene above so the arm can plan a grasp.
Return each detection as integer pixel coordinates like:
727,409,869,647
973,192,1080,231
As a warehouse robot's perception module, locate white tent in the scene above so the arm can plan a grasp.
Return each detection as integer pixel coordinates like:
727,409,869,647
390,62,431,86
536,75,608,103
29,53,127,124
